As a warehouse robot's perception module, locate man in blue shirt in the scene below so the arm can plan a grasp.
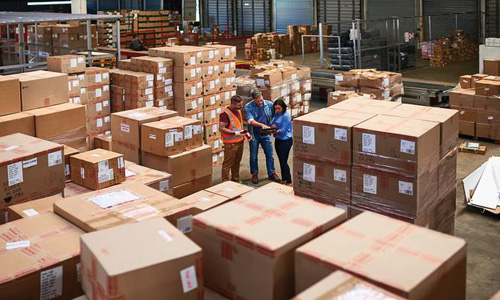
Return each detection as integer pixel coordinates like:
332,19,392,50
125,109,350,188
245,91,281,184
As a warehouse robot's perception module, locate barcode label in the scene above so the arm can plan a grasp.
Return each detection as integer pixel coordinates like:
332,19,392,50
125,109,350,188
334,169,347,182
362,133,376,153
302,126,315,145
400,140,415,155
334,128,347,141
303,163,316,182
48,151,62,167
177,215,193,233
398,181,414,195
363,174,377,195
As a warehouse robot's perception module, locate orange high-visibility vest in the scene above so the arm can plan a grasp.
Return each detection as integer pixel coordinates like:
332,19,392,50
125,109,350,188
221,107,245,144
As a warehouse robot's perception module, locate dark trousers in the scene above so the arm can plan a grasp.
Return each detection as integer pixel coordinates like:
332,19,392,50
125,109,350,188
275,138,293,183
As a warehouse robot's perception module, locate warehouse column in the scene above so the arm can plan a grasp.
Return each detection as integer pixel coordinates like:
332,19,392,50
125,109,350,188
71,0,87,14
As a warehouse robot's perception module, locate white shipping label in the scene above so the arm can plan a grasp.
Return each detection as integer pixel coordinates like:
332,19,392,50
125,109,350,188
196,67,202,74
180,266,198,293
96,102,102,112
23,158,37,169
48,151,62,167
231,62,236,68
158,100,165,107
165,78,173,85
363,174,377,195
190,57,196,65
158,230,173,242
210,96,216,105
303,163,316,182
212,154,218,163
488,116,494,120
125,169,136,177
191,86,197,96
148,81,154,88
103,100,109,107
209,51,214,59
225,91,230,99
210,81,215,89
224,64,230,72
95,88,102,98
302,126,315,145
70,58,77,68
88,190,140,209
211,110,216,119
335,74,344,82
72,80,79,87
335,202,348,212
23,208,39,217
95,74,102,83
6,240,30,250
212,124,218,132
77,57,84,63
157,74,163,81
334,128,348,141
292,74,297,80
225,48,231,56
65,164,70,176
362,133,376,153
118,157,124,169
214,140,220,148
190,68,196,77
103,73,109,79
231,90,236,96
166,85,173,92
78,74,85,80
400,140,415,155
147,75,154,81
149,134,157,141
145,88,153,95
256,78,265,87
121,123,130,133
40,266,63,300
177,215,193,233
226,78,231,86
73,97,81,104
165,132,175,147
104,116,110,123
197,52,202,58
175,132,183,142
159,67,166,74
208,66,214,75
384,90,390,99
383,78,390,86
399,181,414,195
334,169,347,182
191,100,198,109
80,88,86,94
159,180,169,192
97,118,103,128
98,160,109,174
103,85,109,92
194,125,202,135
185,125,193,139
80,167,85,179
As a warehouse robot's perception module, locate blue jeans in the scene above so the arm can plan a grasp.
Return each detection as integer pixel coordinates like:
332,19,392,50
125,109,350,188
249,134,275,176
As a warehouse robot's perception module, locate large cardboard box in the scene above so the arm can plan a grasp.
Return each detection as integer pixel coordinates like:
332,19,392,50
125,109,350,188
142,145,212,187
255,69,283,88
0,76,21,116
0,112,35,137
205,181,254,200
55,183,193,232
295,212,467,300
70,149,126,190
204,44,237,61
293,271,405,300
293,108,375,164
0,212,84,300
452,106,477,122
459,120,475,136
148,46,205,66
449,89,475,108
293,156,351,205
141,120,185,157
175,96,205,115
63,182,91,198
475,80,500,96
484,59,500,76
85,67,110,85
353,115,440,177
192,183,347,300
47,55,86,74
131,56,174,74
80,218,203,300
174,66,204,82
6,194,63,222
172,175,213,198
329,97,400,114
202,62,221,79
476,123,500,140
8,70,69,111
25,103,87,152
0,134,65,221
174,80,203,98
164,116,204,150
474,94,500,111
93,134,112,151
181,189,231,216
125,161,171,193
359,72,402,89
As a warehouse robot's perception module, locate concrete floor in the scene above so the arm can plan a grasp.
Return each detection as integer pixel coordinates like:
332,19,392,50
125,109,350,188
212,115,500,300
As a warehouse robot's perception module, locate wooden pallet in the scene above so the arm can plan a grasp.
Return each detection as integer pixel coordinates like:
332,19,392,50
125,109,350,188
458,143,487,155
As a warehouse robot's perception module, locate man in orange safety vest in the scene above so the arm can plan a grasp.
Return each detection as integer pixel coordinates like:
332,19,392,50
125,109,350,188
219,95,245,182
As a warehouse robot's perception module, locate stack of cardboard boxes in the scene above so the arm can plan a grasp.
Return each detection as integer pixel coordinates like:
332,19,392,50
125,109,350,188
335,69,404,100
293,98,458,235
109,68,155,110
327,91,376,105
288,25,302,55
451,60,500,139
429,30,478,67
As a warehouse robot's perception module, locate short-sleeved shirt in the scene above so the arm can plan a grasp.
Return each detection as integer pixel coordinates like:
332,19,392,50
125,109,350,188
219,107,242,129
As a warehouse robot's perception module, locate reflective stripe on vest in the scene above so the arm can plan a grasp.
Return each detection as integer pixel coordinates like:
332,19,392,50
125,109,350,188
222,107,244,143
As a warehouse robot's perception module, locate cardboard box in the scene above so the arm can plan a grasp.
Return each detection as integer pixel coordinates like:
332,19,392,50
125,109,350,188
141,120,185,157
293,271,405,300
7,70,69,111
174,66,203,82
86,84,110,102
93,134,112,151
85,67,110,85
63,182,91,198
459,120,475,136
125,161,171,193
6,194,63,221
131,56,174,74
174,80,203,98
329,97,400,114
0,76,21,116
0,212,84,300
353,115,440,177
172,175,213,198
192,183,346,300
219,61,236,76
449,89,475,108
477,110,500,126
175,96,205,115
484,59,500,76
80,218,203,300
204,44,237,61
476,123,500,139
55,183,192,232
293,108,375,164
293,156,351,204
0,112,35,137
0,133,65,214
203,93,222,110
70,149,125,190
295,212,467,300
256,69,283,88
25,103,87,152
142,145,212,187
459,75,472,89
203,77,223,95
64,144,80,181
204,107,223,125
474,94,500,111
181,190,231,217
359,72,402,89
205,181,254,200
204,122,221,140
452,106,477,122
148,46,204,66
164,116,204,150
47,55,86,74
475,80,500,96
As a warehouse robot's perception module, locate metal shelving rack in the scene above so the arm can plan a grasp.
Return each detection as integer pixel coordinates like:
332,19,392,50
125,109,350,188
0,12,122,73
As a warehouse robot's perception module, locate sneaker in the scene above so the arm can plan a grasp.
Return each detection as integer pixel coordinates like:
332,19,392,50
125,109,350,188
251,173,259,184
268,173,281,183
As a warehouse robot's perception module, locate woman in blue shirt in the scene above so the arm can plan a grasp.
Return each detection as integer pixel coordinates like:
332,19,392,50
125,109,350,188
271,99,293,185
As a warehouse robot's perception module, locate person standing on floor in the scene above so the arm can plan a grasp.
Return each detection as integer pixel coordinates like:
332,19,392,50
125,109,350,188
271,99,293,185
219,95,245,182
245,91,281,184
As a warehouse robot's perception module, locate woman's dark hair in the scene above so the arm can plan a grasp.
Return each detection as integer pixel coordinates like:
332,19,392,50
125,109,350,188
274,99,287,113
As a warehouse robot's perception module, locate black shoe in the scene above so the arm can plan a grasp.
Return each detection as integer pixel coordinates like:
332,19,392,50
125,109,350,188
268,173,281,183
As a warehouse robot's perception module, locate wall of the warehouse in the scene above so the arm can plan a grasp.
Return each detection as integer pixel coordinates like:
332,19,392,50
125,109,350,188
317,0,361,33
274,0,314,33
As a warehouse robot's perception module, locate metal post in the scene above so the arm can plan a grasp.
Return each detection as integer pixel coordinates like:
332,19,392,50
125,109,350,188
397,17,401,72
385,20,390,71
18,23,25,72
7,25,11,63
319,23,324,68
116,19,121,65
428,15,432,41
301,35,305,65
352,21,357,69
392,18,396,72
34,23,39,63
86,20,92,67
455,14,458,30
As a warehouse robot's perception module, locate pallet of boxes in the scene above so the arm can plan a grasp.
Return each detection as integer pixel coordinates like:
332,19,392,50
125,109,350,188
293,97,458,235
248,60,312,119
451,60,500,140
334,68,404,101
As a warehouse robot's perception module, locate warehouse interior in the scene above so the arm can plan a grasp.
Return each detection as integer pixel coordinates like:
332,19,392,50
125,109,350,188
0,0,499,300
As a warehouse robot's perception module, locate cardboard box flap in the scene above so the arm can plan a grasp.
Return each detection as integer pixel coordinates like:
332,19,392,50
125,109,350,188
81,218,201,276
0,133,62,164
329,98,400,114
205,181,254,200
0,212,83,280
296,108,376,128
72,149,122,164
296,212,467,298
8,194,63,217
181,190,230,212
355,115,440,138
112,107,177,121
125,161,171,185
